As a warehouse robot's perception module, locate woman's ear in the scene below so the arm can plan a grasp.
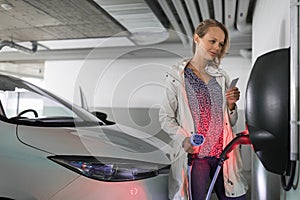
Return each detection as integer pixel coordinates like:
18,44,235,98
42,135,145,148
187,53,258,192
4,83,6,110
193,34,200,45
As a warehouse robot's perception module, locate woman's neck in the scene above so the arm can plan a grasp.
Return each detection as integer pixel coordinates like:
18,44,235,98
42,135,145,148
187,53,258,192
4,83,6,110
188,57,212,84
189,57,208,73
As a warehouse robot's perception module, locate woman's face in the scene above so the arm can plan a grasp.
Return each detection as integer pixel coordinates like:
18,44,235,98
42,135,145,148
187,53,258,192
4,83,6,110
194,26,225,61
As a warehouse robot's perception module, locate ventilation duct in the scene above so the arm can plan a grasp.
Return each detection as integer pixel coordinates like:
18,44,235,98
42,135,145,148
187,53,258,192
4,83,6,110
94,0,169,45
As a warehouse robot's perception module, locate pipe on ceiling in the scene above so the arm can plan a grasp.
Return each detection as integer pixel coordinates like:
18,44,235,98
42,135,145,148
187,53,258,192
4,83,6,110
236,0,252,34
184,0,200,28
198,0,210,20
159,0,252,37
0,41,37,54
157,0,189,45
155,0,253,57
172,0,193,44
213,0,223,22
224,0,237,32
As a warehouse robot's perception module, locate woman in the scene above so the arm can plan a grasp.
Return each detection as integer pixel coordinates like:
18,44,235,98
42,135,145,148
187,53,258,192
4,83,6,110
159,19,248,200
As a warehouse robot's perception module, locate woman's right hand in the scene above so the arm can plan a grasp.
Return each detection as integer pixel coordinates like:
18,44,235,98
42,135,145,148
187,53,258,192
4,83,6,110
182,137,200,154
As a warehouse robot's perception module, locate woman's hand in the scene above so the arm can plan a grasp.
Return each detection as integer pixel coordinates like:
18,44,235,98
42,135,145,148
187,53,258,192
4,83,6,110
182,137,200,154
226,87,240,110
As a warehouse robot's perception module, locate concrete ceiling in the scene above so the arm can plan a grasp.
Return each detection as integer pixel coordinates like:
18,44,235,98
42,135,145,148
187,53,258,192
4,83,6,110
0,0,128,41
0,0,255,77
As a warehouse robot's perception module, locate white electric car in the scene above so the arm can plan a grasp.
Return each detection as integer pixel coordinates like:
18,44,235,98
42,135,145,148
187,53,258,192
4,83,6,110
0,74,170,200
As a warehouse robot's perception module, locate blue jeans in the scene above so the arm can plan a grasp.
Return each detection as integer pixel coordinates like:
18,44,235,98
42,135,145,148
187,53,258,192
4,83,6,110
191,156,246,200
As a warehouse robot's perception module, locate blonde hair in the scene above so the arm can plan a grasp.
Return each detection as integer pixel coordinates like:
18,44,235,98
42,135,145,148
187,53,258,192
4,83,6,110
192,19,229,66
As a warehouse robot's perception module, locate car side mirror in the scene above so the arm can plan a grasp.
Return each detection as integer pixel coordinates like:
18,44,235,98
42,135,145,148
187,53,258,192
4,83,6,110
91,111,115,125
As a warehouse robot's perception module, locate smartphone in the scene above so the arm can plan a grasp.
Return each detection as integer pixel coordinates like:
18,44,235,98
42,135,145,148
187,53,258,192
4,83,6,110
229,78,239,89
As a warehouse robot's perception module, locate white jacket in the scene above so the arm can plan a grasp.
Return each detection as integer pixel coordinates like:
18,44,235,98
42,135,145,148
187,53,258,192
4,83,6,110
159,59,248,200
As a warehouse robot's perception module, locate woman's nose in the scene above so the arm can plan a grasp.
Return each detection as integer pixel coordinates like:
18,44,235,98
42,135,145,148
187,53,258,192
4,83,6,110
213,43,222,52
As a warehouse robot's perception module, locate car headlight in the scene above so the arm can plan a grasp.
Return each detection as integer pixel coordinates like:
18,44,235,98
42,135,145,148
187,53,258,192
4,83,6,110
48,156,169,182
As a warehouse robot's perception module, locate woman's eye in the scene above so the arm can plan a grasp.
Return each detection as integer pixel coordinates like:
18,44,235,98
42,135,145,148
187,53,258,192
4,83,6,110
209,40,224,48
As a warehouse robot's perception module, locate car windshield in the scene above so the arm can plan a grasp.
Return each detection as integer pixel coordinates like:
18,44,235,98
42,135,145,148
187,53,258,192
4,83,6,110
0,75,101,127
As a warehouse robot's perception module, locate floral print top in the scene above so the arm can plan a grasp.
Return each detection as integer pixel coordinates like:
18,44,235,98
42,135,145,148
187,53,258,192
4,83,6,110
184,66,223,158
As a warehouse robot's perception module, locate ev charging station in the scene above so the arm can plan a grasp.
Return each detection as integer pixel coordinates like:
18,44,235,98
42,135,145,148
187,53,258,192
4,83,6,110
246,0,299,198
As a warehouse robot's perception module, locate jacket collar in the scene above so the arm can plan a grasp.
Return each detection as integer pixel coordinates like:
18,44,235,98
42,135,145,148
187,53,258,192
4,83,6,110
178,58,224,77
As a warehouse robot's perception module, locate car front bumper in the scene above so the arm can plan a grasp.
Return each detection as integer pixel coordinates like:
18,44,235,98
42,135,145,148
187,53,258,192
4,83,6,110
50,173,169,200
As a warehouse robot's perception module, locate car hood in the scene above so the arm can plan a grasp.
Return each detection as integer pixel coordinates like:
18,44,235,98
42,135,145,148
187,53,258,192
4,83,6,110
17,124,172,164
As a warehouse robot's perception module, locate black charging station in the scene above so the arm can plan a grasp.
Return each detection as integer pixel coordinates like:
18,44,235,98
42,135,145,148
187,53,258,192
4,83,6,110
245,48,290,175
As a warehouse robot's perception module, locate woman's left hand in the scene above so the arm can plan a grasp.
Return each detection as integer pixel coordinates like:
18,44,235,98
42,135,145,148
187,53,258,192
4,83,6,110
226,87,240,109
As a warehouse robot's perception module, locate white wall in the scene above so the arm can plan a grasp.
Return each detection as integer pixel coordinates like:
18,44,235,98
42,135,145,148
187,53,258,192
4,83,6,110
44,58,175,108
44,55,251,112
45,56,248,137
44,60,83,104
253,0,290,60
